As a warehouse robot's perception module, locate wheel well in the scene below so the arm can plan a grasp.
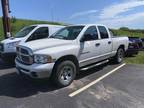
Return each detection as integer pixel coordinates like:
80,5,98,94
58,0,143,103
53,55,79,73
118,45,125,51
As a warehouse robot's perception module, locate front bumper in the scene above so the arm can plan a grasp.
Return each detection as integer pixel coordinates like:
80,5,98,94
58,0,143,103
15,58,55,79
0,52,16,59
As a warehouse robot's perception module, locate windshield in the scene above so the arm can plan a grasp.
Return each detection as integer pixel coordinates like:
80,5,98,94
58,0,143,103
15,26,36,38
49,26,84,40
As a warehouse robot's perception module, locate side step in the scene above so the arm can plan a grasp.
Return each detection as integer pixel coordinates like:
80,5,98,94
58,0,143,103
81,60,109,71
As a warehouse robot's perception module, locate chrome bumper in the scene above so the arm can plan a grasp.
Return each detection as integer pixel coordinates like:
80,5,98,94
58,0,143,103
15,58,55,78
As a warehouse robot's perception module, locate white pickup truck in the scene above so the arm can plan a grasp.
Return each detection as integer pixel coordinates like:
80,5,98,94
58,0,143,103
0,24,64,62
15,24,128,87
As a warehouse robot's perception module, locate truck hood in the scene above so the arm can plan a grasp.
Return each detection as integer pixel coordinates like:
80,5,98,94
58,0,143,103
1,37,22,44
21,38,73,52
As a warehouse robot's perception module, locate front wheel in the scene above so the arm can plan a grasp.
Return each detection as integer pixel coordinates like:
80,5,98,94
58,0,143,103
114,48,125,64
52,61,77,87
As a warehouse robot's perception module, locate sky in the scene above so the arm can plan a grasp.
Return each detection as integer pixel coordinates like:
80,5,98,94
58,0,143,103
0,0,144,29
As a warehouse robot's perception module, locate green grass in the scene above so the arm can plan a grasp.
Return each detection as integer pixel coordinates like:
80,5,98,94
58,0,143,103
111,29,144,38
125,51,144,64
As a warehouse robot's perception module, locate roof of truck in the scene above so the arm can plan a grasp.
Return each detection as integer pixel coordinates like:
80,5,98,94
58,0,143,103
30,24,65,27
68,24,107,27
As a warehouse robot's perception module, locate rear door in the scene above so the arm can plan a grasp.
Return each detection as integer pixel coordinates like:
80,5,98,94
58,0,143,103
97,26,113,59
79,26,100,66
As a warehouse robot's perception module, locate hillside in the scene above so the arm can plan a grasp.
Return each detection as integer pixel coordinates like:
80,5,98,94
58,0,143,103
111,28,144,38
0,17,144,41
0,17,64,40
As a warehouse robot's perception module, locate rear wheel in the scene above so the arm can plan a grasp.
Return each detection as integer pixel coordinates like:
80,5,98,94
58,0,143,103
52,60,76,87
114,48,125,64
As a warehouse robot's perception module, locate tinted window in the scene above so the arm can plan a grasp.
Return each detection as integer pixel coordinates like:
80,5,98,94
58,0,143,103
15,26,36,38
83,26,98,41
50,26,84,40
98,26,109,39
27,27,48,41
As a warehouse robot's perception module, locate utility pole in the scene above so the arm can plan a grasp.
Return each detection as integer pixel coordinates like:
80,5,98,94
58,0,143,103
1,0,11,39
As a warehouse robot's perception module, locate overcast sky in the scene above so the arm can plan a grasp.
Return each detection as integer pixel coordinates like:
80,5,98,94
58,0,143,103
0,0,144,29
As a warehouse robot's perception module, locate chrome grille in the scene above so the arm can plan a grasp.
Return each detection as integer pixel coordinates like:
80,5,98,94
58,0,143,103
16,46,33,65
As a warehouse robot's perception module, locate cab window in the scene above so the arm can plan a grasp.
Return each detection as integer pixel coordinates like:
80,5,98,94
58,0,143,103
27,27,49,41
98,26,109,39
82,26,98,41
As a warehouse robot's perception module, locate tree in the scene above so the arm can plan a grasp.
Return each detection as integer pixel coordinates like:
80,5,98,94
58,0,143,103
11,16,17,23
119,27,129,31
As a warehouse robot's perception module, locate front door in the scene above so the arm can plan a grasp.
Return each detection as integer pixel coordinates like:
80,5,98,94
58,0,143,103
79,26,100,67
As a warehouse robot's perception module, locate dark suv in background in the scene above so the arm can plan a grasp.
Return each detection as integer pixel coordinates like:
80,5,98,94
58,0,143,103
126,37,143,56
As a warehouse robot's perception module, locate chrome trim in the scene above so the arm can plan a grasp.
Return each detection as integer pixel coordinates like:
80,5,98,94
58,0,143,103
79,51,116,67
79,52,112,63
16,46,33,65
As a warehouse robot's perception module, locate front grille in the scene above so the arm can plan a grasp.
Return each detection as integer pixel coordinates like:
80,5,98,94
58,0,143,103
16,46,33,65
0,43,4,52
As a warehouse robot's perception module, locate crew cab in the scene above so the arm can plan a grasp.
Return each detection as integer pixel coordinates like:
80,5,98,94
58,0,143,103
15,24,129,87
0,24,65,62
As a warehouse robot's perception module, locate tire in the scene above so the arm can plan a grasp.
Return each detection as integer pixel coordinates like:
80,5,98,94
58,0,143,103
114,48,125,64
52,60,77,87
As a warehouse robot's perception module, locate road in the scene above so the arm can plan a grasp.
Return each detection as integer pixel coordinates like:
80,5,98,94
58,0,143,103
0,59,144,108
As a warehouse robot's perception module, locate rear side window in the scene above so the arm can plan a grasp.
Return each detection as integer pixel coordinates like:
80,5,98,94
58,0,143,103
98,26,109,39
34,27,49,38
27,27,49,41
83,26,99,41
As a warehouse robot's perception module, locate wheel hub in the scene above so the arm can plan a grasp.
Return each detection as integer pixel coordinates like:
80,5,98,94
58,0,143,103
60,66,73,82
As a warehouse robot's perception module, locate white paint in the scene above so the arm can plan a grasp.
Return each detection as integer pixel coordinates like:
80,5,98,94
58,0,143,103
69,63,126,97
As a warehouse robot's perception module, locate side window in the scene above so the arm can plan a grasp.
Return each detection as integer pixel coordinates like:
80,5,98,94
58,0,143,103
83,26,98,41
27,27,48,41
58,29,69,38
98,26,109,39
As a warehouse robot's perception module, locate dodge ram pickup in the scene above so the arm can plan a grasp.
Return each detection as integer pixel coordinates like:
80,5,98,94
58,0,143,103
15,24,129,87
0,24,64,62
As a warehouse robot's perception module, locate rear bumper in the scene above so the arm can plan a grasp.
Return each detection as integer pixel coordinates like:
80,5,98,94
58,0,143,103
15,58,55,79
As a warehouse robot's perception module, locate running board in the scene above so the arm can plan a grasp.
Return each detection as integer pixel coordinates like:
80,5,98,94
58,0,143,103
81,60,109,71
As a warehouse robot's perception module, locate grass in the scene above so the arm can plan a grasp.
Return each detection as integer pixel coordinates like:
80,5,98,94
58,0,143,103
124,51,144,64
111,29,144,38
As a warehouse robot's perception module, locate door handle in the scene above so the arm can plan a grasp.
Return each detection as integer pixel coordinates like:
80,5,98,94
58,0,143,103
95,43,100,47
108,41,112,44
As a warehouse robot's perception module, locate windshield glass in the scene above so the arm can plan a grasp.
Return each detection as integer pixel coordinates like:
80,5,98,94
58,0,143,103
15,26,36,38
50,26,84,40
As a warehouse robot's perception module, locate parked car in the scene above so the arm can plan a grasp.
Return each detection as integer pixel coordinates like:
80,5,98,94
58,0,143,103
0,24,65,62
130,37,143,48
126,37,140,56
15,24,129,87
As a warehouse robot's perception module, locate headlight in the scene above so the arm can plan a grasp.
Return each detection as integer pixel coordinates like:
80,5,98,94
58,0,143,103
34,54,52,64
7,41,21,48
